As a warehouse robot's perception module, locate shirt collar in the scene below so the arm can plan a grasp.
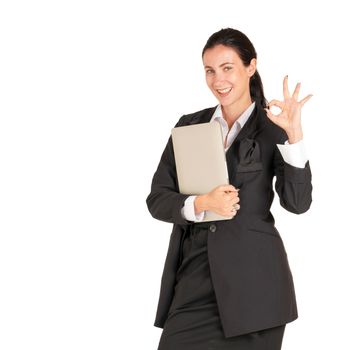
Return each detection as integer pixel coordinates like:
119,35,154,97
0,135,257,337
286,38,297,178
210,101,256,129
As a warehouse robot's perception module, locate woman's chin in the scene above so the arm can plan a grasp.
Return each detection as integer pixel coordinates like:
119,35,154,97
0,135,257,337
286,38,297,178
218,98,235,107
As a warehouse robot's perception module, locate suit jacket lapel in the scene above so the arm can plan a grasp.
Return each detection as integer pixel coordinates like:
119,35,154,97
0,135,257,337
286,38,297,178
225,103,267,181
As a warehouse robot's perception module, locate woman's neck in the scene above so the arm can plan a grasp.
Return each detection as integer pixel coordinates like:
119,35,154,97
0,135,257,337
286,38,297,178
221,97,253,129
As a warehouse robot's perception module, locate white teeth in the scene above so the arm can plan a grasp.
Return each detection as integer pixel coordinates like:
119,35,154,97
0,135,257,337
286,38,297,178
217,87,232,93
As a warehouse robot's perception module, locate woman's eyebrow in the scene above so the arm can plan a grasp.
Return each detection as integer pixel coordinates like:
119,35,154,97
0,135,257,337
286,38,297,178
204,62,234,69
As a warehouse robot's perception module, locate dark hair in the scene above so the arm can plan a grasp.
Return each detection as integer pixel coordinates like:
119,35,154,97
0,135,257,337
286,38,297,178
202,28,268,109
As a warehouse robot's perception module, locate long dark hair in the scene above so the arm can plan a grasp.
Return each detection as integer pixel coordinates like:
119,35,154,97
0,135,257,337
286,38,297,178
202,28,268,109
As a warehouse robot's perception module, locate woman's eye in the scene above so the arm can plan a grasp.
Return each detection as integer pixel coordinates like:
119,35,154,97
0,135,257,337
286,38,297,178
206,67,231,74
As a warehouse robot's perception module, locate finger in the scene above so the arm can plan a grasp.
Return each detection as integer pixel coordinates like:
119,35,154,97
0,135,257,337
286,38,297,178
268,99,284,111
264,107,280,124
283,75,291,99
226,192,240,203
300,94,313,107
220,184,237,192
227,192,239,201
292,82,301,100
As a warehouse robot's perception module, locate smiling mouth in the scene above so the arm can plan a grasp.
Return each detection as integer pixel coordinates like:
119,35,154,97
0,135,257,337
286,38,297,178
216,87,232,96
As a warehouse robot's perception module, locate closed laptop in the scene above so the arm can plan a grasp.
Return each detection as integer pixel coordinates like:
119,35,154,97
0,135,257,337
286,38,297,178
171,121,234,222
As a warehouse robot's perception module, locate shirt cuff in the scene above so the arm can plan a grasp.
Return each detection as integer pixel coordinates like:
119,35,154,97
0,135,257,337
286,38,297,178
276,138,309,168
181,195,205,222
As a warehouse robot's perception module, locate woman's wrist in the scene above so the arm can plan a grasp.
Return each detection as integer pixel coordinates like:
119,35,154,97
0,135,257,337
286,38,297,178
285,127,303,144
194,195,209,214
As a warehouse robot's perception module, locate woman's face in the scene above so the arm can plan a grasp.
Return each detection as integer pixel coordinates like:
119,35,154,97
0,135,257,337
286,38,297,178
202,44,256,107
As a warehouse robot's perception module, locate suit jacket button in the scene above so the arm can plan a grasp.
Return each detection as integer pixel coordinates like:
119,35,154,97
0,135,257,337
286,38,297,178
209,224,216,233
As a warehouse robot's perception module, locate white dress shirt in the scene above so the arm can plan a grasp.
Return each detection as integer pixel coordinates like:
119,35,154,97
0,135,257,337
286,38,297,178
180,101,309,222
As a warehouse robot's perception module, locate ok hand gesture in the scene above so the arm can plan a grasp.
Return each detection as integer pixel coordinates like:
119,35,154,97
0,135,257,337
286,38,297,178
264,75,313,144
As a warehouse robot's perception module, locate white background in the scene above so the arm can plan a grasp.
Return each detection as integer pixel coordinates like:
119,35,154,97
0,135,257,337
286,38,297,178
0,0,349,349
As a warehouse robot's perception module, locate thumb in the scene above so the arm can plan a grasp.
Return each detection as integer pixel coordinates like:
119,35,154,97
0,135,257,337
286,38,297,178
220,184,239,192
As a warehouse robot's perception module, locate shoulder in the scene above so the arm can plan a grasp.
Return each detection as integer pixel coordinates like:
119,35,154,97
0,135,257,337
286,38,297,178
174,105,217,127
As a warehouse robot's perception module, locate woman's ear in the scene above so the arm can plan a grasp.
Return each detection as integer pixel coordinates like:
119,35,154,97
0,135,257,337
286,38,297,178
248,58,257,77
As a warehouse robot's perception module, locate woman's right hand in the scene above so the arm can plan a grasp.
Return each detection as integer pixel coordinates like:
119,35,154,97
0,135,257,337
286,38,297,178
195,184,240,218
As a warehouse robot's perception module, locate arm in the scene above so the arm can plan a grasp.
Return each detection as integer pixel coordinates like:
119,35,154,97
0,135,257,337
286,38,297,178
146,116,193,225
273,131,313,214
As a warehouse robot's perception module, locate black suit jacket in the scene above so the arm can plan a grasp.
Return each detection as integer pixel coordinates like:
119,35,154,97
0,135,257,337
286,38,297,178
146,102,312,338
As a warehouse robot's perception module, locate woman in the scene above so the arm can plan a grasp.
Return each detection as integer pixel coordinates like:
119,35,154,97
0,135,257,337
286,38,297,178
146,28,313,350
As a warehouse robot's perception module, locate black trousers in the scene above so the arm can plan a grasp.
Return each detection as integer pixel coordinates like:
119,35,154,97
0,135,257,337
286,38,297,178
157,222,286,350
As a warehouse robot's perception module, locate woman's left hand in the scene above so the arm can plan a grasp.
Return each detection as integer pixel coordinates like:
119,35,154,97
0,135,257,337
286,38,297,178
264,75,313,144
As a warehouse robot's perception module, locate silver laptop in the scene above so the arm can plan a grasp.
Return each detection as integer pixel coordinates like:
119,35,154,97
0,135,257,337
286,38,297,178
171,121,234,222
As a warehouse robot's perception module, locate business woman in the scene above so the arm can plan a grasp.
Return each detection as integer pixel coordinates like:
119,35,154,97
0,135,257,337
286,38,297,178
146,28,313,350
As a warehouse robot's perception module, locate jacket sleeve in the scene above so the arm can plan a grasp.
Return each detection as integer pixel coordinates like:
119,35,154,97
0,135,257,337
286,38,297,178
273,130,313,214
146,116,192,225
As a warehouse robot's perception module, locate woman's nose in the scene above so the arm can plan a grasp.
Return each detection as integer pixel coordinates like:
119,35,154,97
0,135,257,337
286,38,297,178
212,73,226,86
